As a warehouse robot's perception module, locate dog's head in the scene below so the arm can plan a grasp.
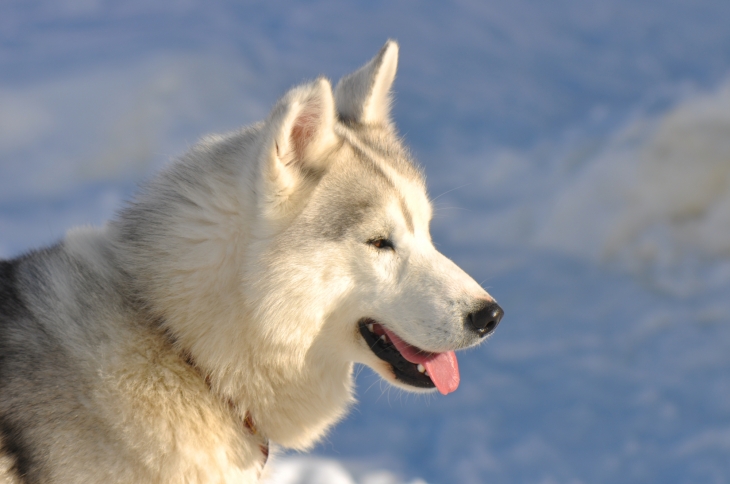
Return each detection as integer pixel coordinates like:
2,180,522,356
250,41,503,396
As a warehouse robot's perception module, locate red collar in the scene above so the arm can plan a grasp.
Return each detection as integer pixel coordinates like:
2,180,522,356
181,351,270,467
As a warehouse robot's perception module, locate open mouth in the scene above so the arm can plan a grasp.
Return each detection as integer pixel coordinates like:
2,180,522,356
358,318,460,395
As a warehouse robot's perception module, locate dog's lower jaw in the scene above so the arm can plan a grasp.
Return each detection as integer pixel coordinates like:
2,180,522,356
358,319,437,391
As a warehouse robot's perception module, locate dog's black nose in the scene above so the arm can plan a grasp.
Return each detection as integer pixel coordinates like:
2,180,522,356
467,302,504,337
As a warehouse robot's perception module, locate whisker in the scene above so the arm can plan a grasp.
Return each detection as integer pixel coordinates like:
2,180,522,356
431,183,471,203
432,205,471,212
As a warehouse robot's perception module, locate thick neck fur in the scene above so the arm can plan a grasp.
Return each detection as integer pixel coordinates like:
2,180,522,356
108,127,355,450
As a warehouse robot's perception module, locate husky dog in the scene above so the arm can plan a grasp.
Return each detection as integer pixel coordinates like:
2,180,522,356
0,41,503,483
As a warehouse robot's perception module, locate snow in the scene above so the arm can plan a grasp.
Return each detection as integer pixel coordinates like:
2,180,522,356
2,1,730,482
535,81,730,282
264,457,428,484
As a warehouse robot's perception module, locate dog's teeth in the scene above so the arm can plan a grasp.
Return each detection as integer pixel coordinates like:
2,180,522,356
367,324,374,333
380,334,388,343
417,364,425,374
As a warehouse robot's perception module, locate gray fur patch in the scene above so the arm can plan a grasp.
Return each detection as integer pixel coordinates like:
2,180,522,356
318,196,375,240
309,125,425,240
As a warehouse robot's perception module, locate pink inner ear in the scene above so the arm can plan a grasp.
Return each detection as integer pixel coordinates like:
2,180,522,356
290,102,321,164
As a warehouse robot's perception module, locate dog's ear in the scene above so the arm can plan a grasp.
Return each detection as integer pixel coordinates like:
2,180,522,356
334,40,399,125
259,77,339,218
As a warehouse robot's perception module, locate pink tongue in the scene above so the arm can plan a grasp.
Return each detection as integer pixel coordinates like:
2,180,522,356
382,328,460,395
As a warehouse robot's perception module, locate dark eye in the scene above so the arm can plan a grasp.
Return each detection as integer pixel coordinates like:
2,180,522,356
368,237,395,250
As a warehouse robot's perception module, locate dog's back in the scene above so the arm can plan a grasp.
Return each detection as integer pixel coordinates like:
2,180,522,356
0,244,133,482
0,256,35,483
0,247,94,482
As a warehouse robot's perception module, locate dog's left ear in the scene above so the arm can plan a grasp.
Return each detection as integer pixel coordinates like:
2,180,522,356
334,40,399,125
259,77,339,218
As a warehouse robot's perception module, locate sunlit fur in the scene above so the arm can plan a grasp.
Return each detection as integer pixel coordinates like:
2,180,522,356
0,41,496,483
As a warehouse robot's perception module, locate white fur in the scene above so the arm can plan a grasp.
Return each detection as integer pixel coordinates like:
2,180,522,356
335,40,399,125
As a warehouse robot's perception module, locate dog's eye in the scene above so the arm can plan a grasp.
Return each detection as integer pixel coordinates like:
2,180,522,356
368,238,394,250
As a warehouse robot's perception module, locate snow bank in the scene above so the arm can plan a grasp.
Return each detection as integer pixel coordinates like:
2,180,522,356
532,82,730,292
437,79,730,293
537,80,730,263
264,456,427,484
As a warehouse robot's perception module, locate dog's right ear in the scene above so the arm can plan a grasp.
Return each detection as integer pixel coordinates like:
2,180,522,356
334,40,399,125
258,77,339,219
